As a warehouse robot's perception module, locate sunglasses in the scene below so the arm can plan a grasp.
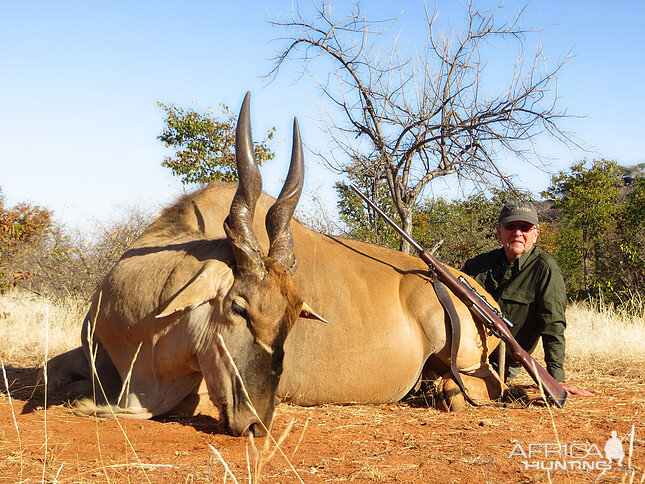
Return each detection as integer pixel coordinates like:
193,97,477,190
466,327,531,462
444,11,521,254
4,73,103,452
501,222,536,233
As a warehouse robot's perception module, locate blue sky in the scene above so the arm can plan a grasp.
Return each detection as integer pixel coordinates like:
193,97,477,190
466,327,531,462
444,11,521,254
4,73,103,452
1,1,644,230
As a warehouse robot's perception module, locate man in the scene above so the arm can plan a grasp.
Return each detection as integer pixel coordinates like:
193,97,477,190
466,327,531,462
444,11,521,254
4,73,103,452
462,201,593,396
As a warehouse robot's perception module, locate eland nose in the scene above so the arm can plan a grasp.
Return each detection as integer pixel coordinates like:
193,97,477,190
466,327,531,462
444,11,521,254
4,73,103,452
228,412,269,436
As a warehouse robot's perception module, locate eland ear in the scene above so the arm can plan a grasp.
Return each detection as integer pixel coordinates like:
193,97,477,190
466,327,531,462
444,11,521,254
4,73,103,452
299,301,330,324
156,262,232,318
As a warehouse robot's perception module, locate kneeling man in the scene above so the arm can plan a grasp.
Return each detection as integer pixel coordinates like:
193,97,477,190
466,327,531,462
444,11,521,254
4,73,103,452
462,201,593,397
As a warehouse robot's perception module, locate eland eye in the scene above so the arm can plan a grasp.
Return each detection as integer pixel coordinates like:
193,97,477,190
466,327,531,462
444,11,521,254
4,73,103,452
231,301,248,319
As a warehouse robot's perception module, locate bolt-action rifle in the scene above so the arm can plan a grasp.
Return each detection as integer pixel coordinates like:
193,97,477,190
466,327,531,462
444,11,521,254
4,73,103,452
350,185,567,408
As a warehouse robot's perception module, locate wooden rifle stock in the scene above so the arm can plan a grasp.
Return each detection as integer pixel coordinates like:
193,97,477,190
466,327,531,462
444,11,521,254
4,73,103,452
349,184,567,408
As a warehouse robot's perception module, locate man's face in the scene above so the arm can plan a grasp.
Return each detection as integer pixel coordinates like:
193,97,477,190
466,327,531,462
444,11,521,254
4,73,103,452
496,221,539,262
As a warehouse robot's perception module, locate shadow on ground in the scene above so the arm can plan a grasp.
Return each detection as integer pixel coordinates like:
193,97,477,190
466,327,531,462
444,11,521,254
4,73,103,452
0,364,231,435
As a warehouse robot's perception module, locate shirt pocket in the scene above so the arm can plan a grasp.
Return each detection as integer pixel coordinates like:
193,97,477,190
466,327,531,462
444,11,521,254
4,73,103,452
500,288,536,326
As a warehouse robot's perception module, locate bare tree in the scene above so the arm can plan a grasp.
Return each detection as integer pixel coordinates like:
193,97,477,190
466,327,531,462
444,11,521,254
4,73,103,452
268,1,577,252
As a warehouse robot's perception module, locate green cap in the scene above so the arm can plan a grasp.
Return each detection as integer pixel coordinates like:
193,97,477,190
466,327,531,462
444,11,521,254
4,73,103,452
498,201,538,226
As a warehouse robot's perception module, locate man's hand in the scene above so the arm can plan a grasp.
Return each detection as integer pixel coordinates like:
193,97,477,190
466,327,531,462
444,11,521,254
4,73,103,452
561,382,595,396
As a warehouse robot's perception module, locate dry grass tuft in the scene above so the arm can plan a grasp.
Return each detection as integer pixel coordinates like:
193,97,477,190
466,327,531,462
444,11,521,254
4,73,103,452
564,298,645,378
0,290,84,366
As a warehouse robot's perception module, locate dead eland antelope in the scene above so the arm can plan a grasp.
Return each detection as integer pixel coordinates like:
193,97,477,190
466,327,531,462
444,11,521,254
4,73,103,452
44,93,505,436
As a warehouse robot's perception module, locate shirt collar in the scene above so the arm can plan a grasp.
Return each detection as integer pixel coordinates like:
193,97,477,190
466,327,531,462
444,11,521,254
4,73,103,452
499,246,537,271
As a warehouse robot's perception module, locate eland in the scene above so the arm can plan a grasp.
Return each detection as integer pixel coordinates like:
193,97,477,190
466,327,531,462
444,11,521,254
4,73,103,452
45,93,505,436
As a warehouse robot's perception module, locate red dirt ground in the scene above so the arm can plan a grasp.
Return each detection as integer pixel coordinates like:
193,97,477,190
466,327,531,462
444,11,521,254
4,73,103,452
1,364,643,483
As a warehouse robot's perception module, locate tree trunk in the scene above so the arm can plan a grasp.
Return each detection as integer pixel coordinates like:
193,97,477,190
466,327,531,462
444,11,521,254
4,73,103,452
583,249,589,291
582,229,589,291
399,211,413,254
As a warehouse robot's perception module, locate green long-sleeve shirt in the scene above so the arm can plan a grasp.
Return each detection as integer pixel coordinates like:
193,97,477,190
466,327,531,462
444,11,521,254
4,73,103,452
462,246,567,382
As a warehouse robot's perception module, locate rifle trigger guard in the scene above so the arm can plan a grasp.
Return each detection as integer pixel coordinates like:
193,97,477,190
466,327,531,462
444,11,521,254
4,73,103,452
487,324,505,339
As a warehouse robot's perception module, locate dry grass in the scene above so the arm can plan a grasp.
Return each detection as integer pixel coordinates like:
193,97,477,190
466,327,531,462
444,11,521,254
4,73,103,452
0,290,84,366
566,297,645,356
563,298,644,379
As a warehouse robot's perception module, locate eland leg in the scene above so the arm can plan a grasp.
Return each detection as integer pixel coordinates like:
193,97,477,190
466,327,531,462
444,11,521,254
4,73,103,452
40,346,93,398
436,366,507,412
167,378,220,419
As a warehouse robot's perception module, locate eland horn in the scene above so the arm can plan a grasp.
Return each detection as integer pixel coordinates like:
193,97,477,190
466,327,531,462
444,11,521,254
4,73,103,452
266,118,304,273
223,92,265,276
